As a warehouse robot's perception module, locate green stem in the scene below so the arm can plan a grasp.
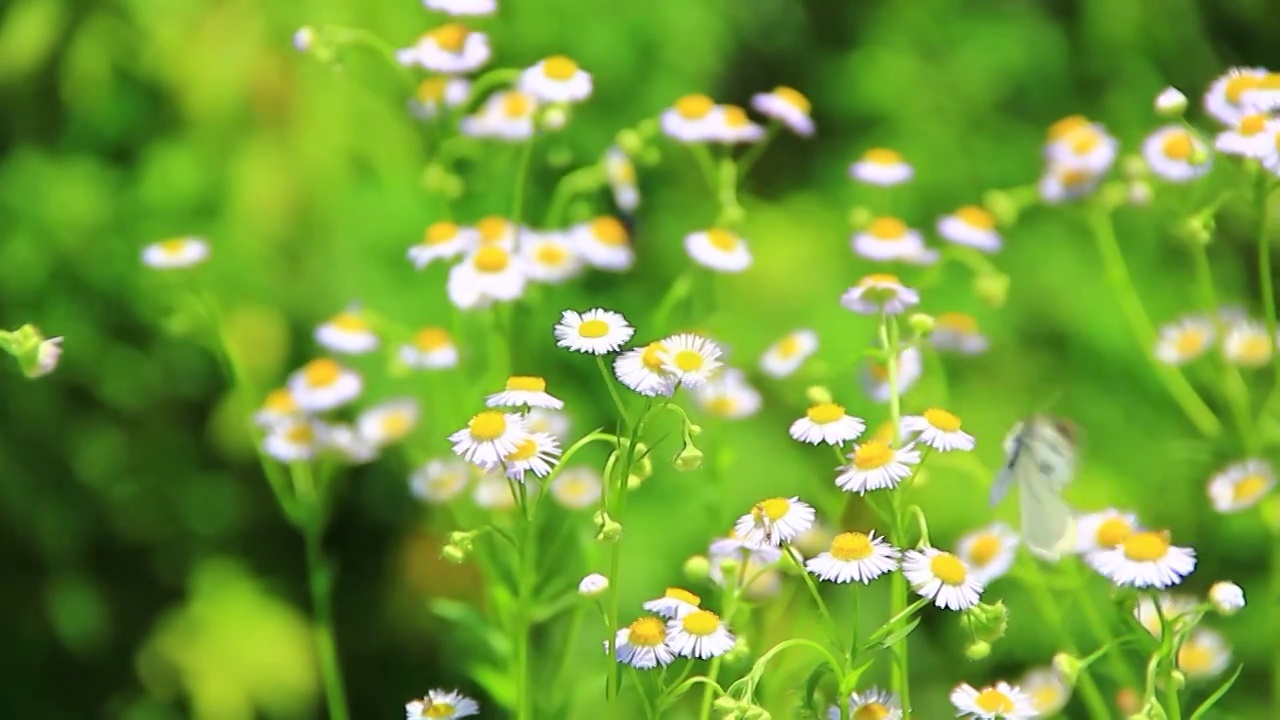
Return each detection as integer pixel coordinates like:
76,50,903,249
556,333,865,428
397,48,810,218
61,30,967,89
303,519,350,720
696,656,725,720
688,144,719,194
513,487,538,720
596,355,629,425
785,548,845,654
1071,562,1141,692
458,67,522,115
605,407,649,706
324,26,415,91
1255,175,1277,388
545,163,605,227
735,122,779,180
1087,207,1221,438
1022,562,1109,719
878,312,911,714
1188,239,1256,450
511,138,537,226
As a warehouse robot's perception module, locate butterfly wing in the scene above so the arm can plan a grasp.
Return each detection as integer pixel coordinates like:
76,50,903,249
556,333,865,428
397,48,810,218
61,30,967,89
1016,417,1078,558
989,420,1025,507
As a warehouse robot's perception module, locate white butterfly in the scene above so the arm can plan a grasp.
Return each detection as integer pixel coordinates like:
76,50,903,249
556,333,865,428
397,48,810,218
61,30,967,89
989,415,1078,559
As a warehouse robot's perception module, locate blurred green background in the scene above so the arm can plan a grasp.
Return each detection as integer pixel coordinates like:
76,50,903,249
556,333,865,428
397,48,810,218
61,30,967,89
3,0,1280,717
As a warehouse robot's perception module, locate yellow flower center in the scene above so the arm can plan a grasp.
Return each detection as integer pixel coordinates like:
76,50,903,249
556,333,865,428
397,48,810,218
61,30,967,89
1162,131,1195,161
428,23,469,53
467,411,507,441
929,552,967,585
329,311,368,332
1234,332,1272,362
425,221,459,245
775,334,802,358
1174,329,1206,355
1095,517,1133,547
502,91,533,118
159,238,190,255
806,403,845,424
923,408,962,432
577,319,610,338
414,327,450,351
705,228,739,251
506,375,546,392
506,437,539,461
380,411,414,439
302,358,342,388
1233,474,1269,502
1059,167,1092,187
1177,642,1216,674
1239,113,1267,136
473,246,510,272
285,423,313,443
936,312,978,333
674,93,715,120
955,205,995,230
974,689,1014,714
829,532,874,562
476,216,509,243
558,477,590,499
753,497,790,522
852,440,894,470
1032,686,1062,711
1225,73,1262,103
590,216,628,245
415,77,447,102
705,396,738,416
263,388,296,413
424,701,455,718
862,148,902,165
680,609,720,637
1047,114,1089,142
1122,531,1171,562
542,55,578,80
1069,127,1102,154
674,349,705,372
773,86,811,113
860,272,901,287
852,703,891,720
627,617,666,646
534,242,569,266
641,342,667,370
967,534,1002,567
868,362,889,381
664,587,701,606
722,104,750,128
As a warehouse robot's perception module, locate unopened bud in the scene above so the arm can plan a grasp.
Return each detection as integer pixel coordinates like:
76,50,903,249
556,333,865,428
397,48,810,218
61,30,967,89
616,129,644,155
847,206,874,229
805,385,833,405
578,573,609,598
964,640,991,660
1154,86,1188,118
596,517,623,542
441,544,468,564
293,26,317,52
908,312,935,337
542,105,569,132
982,189,1020,227
1120,154,1149,181
1128,181,1153,207
723,635,751,664
1209,581,1245,615
1053,652,1082,685
712,696,740,714
1100,180,1129,209
684,555,711,582
1170,670,1186,690
674,444,703,472
973,272,1010,308
630,442,653,483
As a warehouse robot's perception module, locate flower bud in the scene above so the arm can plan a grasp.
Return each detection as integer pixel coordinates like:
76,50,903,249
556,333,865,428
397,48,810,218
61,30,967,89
595,517,623,543
712,696,741,715
293,26,317,52
674,443,703,472
982,189,1020,227
1053,652,1082,685
629,442,653,486
683,554,711,582
441,543,468,564
578,573,609,598
616,129,644,155
1209,581,1245,615
1099,180,1130,209
1128,181,1153,207
805,385,833,406
973,272,1010,308
847,206,874,229
961,601,1009,644
964,640,991,660
1120,154,1149,181
908,312,935,337
1154,86,1188,118
542,105,570,132
1170,670,1186,690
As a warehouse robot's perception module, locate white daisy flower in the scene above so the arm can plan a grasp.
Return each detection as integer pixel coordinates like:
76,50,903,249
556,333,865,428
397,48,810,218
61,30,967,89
520,230,584,283
263,418,320,462
610,616,675,669
849,148,913,186
789,403,866,445
287,358,362,412
1209,581,1246,615
409,458,472,503
711,104,765,144
1038,164,1102,204
614,340,677,397
937,205,1002,252
408,76,471,120
549,466,602,509
1178,627,1232,680
472,468,519,511
321,423,379,465
805,530,899,584
902,547,984,611
840,273,920,316
955,522,1020,585
835,440,921,495
141,236,210,269
708,527,784,569
734,496,815,547
604,146,640,212
356,398,419,447
448,411,530,468
408,221,473,269
1088,529,1197,589
1203,67,1270,125
1046,120,1118,174
684,228,752,272
525,407,570,440
930,312,989,354
750,86,813,137
693,367,761,419
570,216,634,271
471,215,518,250
666,610,735,659
1142,125,1212,182
1222,319,1273,367
503,432,561,480
1263,126,1280,176
1020,667,1071,717
950,681,1037,720
314,307,379,355
405,689,479,720
554,308,635,354
486,375,564,409
1207,458,1275,512
399,327,460,370
860,347,923,403
1043,114,1091,149
759,329,818,378
1073,508,1140,554
660,93,720,143
423,0,495,15
519,55,592,103
396,24,489,74
446,245,527,310
1242,73,1280,114
642,587,702,619
851,216,927,261
829,687,902,720
657,333,724,387
459,90,537,141
1214,111,1277,158
1154,315,1215,365
254,388,301,429
900,408,975,452
1133,593,1198,638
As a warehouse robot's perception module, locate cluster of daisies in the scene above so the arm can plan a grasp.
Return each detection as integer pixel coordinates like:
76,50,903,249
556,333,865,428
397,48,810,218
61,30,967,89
824,671,1071,720
610,586,738,669
1154,307,1278,369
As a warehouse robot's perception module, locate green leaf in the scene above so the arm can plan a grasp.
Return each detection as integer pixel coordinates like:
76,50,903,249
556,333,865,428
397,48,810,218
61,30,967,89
876,618,922,649
429,598,510,659
1189,664,1244,720
801,662,835,719
840,657,876,694
469,662,516,710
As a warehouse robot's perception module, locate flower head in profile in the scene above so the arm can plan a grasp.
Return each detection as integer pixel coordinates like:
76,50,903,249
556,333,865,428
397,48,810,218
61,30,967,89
710,104,765,144
315,306,379,355
1133,593,1198,638
503,432,561,480
937,205,1002,252
1206,458,1275,512
473,467,520,511
264,418,320,462
806,530,900,584
611,616,674,669
357,398,419,447
410,458,472,504
423,0,496,15
693,367,761,419
254,388,300,429
955,522,1020,585
1222,319,1274,367
1214,111,1277,158
901,408,974,452
852,217,927,262
25,335,62,378
1154,316,1215,365
1073,508,1140,554
902,547,984,611
642,587,702,619
1142,125,1212,182
405,689,479,720
520,55,592,103
287,358,362,412
751,86,813,136
604,146,640,212
459,90,537,141
399,327,459,370
929,312,989,355
950,681,1037,719
526,407,570,441
1019,667,1071,717
1177,627,1232,680
840,274,919,315
554,308,634,354
446,245,527,309
666,610,735,659
408,76,471,120
409,221,473,269
657,333,724,387
661,93,720,143
571,216,634,271
1209,580,1245,616
142,236,210,269
322,423,378,465
860,347,923,403
1088,529,1197,589
849,148,912,186
521,230,584,283
486,375,564,409
789,402,866,445
759,329,818,378
396,24,490,74
448,411,530,468
733,496,815,547
684,228,752,273
1203,67,1270,125
1045,117,1118,174
577,573,609,597
1038,164,1103,204
549,466,602,509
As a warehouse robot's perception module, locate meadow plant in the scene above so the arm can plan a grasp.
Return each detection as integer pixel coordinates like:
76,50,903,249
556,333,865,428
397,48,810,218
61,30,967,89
17,4,1280,720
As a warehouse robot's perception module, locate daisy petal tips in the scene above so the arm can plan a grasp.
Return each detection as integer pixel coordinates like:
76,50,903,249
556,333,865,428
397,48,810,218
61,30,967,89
841,274,919,315
554,308,634,354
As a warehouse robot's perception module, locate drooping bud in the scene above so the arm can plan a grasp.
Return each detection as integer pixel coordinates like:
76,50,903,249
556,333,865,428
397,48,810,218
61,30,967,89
1154,87,1188,118
578,573,609,598
908,312,935,337
1208,581,1245,615
683,555,711,582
